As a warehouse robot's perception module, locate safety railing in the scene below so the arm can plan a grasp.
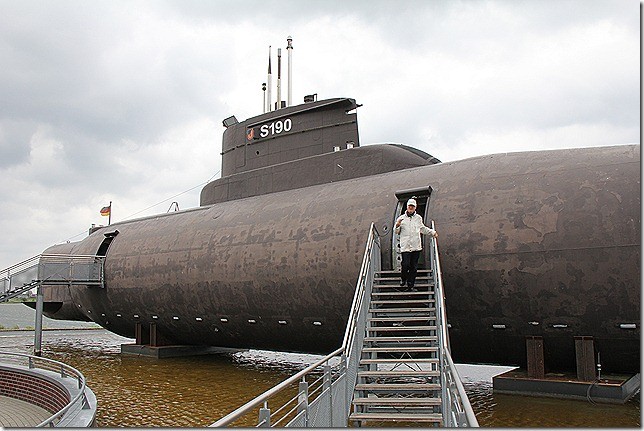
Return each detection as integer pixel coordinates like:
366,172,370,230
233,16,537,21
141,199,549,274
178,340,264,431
210,223,381,427
0,254,105,300
38,254,105,286
429,221,479,427
0,351,92,427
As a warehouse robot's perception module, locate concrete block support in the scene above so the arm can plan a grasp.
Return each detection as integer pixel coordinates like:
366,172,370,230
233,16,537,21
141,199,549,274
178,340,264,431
574,336,595,382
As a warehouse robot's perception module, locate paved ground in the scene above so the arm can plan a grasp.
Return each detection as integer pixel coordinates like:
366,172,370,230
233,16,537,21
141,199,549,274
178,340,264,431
0,395,51,427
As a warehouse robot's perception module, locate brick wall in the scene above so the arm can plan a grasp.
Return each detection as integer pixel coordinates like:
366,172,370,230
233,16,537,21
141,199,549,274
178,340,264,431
0,368,70,414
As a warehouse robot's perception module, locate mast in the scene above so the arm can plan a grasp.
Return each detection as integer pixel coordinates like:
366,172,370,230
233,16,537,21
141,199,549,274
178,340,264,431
287,36,293,107
277,48,282,109
266,46,272,112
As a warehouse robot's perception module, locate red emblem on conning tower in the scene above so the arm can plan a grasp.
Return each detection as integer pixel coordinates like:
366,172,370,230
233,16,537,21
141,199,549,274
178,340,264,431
246,128,255,140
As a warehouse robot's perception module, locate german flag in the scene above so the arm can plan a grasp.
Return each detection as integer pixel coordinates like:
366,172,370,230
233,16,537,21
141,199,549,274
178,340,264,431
100,205,111,217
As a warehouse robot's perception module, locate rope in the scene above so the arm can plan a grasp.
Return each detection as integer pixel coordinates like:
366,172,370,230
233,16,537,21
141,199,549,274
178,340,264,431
60,170,221,244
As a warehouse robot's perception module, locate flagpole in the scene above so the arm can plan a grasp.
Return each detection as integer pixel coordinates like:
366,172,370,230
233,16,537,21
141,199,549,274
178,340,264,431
108,201,112,226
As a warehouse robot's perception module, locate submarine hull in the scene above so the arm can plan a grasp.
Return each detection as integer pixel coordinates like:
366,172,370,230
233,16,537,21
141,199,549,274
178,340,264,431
43,144,640,373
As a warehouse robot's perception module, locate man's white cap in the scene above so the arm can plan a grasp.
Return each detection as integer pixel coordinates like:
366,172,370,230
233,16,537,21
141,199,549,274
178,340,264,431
407,198,417,207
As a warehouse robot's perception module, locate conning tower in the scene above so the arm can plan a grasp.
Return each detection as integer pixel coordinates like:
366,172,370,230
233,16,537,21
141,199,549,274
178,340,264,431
201,97,441,205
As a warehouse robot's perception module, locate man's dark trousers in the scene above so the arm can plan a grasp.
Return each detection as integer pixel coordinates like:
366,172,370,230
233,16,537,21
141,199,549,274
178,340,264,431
401,250,421,288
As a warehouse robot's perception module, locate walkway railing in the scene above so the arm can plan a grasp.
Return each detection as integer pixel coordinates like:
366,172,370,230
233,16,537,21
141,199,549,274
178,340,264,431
0,351,93,427
1,254,105,302
429,221,478,427
210,223,381,427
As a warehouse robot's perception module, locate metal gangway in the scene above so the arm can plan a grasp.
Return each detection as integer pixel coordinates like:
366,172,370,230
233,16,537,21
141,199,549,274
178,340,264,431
0,253,105,355
211,222,478,427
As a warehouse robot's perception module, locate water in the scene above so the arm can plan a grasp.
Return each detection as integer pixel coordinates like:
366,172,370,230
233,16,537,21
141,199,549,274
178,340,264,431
0,303,639,427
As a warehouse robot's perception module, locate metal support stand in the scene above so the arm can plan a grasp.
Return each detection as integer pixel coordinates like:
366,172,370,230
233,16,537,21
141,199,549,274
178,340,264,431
135,322,143,345
574,336,595,382
150,323,158,347
34,284,44,356
526,336,544,379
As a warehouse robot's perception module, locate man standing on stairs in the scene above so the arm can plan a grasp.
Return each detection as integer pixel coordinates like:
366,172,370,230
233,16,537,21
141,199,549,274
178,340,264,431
395,198,438,289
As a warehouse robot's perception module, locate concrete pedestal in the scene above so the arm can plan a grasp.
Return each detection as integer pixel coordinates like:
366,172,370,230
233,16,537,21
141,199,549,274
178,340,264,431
493,370,640,404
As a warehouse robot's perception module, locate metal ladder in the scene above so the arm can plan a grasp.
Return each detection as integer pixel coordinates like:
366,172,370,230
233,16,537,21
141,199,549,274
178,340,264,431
350,269,443,426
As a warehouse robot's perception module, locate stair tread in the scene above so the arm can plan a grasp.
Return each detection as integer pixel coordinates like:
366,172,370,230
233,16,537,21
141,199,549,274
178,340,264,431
358,370,440,377
362,346,438,353
373,283,434,288
368,316,436,322
368,326,437,332
360,358,439,364
353,396,442,405
372,291,434,297
349,412,442,422
364,336,437,342
371,300,434,305
369,307,436,313
378,270,432,274
355,383,441,390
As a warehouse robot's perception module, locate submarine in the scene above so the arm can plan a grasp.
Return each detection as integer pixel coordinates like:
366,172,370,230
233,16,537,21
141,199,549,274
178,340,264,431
35,93,640,374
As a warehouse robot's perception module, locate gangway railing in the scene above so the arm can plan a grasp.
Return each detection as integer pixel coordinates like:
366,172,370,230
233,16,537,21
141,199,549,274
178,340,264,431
0,253,105,303
210,222,478,427
430,221,478,426
0,351,94,427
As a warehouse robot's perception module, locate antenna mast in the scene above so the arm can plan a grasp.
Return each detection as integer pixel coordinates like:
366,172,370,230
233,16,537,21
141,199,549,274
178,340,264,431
266,46,272,112
277,48,282,109
287,36,293,107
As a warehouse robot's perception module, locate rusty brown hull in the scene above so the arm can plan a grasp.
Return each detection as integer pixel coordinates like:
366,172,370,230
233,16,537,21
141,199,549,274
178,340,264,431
43,144,640,372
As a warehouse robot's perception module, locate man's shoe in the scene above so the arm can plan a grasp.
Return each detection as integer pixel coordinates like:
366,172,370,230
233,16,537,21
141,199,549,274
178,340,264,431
400,280,406,287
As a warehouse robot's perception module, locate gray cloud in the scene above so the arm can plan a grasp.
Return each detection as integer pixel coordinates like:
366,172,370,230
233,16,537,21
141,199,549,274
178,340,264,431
0,0,638,269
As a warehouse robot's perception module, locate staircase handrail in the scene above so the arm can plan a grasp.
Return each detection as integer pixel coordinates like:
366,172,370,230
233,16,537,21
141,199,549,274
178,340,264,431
210,223,381,427
0,255,41,279
342,223,379,355
430,221,478,427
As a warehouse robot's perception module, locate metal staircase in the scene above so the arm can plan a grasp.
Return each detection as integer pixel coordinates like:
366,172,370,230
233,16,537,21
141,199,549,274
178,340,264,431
350,269,443,425
211,222,478,427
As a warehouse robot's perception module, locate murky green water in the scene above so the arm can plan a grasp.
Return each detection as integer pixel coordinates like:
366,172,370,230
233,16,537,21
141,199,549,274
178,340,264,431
0,304,639,427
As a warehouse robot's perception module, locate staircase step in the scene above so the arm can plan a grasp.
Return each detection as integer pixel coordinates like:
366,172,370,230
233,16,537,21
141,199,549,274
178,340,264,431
371,299,435,305
364,336,437,343
355,383,441,392
368,325,437,332
372,291,434,297
373,283,434,288
377,270,432,275
360,358,439,365
369,307,436,313
368,316,436,323
353,396,442,406
373,278,431,283
358,370,440,378
349,412,442,423
362,346,439,353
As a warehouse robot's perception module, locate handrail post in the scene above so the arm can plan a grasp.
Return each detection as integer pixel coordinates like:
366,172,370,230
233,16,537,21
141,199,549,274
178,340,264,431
34,284,44,357
297,378,309,426
341,353,349,422
258,401,271,427
323,363,332,426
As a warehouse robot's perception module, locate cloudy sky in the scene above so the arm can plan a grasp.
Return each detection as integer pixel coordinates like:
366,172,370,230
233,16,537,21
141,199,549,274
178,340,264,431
0,0,639,270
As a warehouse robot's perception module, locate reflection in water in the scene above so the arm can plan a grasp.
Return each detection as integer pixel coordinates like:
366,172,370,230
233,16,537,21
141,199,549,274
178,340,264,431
0,329,639,427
